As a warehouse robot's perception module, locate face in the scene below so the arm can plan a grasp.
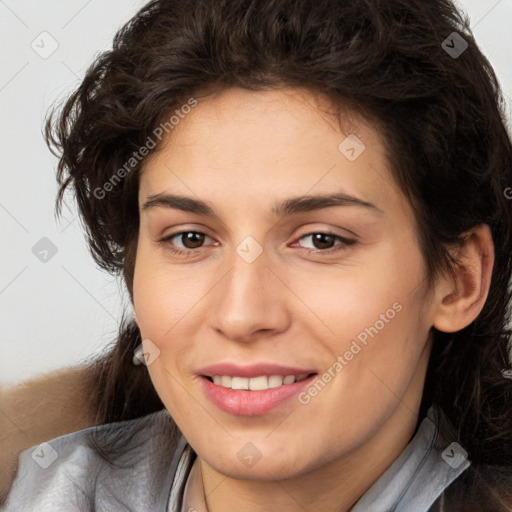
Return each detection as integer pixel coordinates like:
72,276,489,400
133,87,436,481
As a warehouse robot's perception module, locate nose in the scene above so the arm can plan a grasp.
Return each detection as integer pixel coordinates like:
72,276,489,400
209,244,290,343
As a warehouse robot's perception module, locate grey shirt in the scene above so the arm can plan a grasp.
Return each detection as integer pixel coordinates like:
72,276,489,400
2,407,470,511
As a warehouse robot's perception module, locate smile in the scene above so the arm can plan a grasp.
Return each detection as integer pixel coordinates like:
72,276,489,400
199,373,318,416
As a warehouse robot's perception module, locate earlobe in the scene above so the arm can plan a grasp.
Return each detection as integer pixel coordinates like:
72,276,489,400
432,224,494,333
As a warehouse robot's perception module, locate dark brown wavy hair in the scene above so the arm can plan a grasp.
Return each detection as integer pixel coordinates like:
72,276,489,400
46,0,512,507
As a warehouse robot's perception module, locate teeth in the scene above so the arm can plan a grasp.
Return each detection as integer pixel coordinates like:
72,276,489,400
210,373,310,390
232,376,249,390
220,375,232,387
249,376,268,390
268,375,284,388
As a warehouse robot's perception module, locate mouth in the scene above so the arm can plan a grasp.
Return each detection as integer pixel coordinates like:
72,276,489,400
199,372,319,416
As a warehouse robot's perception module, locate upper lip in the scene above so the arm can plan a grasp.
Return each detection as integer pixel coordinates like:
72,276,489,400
198,362,318,378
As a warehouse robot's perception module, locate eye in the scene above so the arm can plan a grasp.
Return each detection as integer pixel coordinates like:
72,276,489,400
158,230,356,257
293,232,356,254
159,231,216,255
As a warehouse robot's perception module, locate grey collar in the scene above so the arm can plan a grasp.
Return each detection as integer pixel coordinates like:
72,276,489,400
351,407,470,511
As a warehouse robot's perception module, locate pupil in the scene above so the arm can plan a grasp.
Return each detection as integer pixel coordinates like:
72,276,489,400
313,233,334,249
183,232,204,249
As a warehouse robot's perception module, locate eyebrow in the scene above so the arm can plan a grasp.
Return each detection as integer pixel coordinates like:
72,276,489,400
142,192,383,217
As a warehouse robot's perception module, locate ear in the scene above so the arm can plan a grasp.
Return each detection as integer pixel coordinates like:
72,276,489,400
432,224,494,333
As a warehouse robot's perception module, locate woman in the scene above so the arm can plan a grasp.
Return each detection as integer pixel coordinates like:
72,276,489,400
2,0,512,510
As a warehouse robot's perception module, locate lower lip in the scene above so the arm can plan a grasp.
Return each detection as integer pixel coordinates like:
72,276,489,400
199,374,318,416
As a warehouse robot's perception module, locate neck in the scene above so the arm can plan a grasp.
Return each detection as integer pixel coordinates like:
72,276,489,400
198,398,425,511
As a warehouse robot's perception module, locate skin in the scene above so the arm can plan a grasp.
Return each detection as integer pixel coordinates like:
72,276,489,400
133,86,494,511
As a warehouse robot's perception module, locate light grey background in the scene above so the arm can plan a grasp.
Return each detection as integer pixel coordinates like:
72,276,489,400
1,0,511,388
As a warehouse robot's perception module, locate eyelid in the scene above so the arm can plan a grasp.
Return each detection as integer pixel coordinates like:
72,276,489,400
293,223,359,240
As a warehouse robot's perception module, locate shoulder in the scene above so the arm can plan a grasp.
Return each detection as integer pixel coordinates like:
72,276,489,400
0,366,98,500
1,409,181,512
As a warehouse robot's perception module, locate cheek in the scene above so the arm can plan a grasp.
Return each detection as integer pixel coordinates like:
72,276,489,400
131,244,198,415
293,243,424,341
132,242,202,340
292,242,429,388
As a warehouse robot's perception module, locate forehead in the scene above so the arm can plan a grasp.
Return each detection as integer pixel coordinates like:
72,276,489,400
138,87,404,217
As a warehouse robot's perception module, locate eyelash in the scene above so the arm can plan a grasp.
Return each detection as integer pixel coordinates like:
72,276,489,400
158,230,356,257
